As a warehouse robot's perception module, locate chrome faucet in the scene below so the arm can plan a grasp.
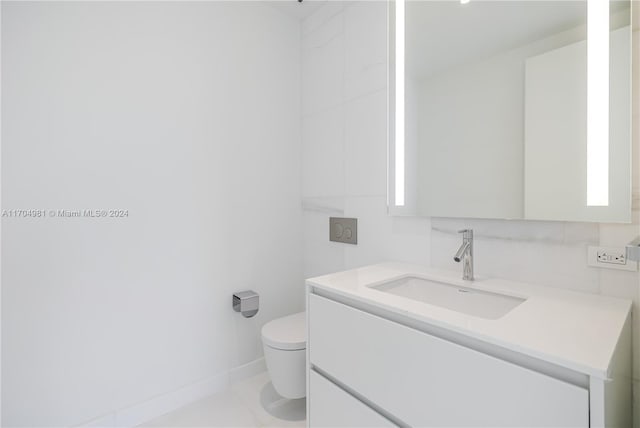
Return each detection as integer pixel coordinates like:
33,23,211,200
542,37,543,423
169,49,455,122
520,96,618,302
454,229,474,281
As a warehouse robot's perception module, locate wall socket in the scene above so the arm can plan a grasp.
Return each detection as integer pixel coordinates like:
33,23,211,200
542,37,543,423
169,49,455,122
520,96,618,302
587,246,638,271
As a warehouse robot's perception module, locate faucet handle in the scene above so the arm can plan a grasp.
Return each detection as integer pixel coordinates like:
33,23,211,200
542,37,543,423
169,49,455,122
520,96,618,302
458,229,473,239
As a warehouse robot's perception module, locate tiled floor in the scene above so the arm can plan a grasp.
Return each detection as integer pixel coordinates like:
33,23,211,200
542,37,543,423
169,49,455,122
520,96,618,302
140,372,306,427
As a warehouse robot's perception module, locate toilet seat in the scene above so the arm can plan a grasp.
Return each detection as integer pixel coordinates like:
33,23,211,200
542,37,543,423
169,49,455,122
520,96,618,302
261,311,306,351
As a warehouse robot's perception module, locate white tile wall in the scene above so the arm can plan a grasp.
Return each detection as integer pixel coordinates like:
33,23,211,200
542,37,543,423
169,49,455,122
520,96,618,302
344,1,388,101
344,91,388,196
301,1,344,37
302,108,345,198
302,198,346,278
344,196,430,268
301,1,431,280
301,1,640,425
430,218,601,294
301,11,345,116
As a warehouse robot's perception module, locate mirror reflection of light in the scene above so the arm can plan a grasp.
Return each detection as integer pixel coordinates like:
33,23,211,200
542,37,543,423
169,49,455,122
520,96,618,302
460,0,471,4
395,0,405,206
586,0,609,206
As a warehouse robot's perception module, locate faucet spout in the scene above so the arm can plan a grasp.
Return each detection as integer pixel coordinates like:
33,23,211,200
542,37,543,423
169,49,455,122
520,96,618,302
453,241,470,262
453,229,474,281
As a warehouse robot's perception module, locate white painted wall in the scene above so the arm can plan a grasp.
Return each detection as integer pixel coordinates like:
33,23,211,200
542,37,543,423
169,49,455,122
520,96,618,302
1,2,302,426
301,1,639,426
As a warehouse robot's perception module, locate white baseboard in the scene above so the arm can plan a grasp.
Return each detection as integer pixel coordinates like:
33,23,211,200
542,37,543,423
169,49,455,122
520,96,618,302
77,358,266,428
116,372,230,427
229,357,266,384
78,413,117,428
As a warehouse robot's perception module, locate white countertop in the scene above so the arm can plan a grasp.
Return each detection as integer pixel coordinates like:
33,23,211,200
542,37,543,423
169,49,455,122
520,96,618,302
306,262,632,380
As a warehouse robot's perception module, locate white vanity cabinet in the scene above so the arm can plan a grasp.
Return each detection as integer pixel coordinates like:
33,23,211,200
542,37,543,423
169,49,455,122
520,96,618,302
308,293,589,427
309,371,396,427
306,264,632,428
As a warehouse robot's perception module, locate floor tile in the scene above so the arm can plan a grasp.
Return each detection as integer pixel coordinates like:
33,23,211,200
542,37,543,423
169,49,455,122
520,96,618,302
140,372,305,428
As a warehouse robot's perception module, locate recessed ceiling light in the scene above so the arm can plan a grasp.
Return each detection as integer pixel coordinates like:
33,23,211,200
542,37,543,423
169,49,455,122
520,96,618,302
460,0,470,4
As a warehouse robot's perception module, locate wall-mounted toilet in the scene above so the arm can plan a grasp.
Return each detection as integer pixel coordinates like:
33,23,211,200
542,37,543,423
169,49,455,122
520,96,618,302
261,312,306,399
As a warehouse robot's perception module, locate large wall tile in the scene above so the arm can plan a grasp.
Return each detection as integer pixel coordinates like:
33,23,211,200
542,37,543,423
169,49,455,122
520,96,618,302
344,1,388,101
431,217,599,245
302,106,345,198
430,227,599,293
301,1,344,37
562,222,601,244
343,196,430,269
302,12,344,116
344,90,388,196
384,215,432,266
599,222,640,245
302,197,346,278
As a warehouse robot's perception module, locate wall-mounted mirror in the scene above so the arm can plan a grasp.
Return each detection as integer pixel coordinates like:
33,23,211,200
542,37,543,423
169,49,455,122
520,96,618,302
389,0,632,222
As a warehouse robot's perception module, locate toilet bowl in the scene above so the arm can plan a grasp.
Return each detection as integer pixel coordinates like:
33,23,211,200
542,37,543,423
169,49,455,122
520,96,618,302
261,311,306,399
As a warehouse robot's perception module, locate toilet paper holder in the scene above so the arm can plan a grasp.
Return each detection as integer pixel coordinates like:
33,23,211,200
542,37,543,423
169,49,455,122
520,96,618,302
232,290,259,318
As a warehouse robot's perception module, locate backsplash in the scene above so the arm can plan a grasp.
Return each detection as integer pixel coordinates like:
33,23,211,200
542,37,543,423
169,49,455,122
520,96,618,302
431,218,601,293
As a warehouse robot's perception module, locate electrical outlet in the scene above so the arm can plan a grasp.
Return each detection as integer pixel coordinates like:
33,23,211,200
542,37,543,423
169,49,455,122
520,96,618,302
596,250,626,265
588,246,638,271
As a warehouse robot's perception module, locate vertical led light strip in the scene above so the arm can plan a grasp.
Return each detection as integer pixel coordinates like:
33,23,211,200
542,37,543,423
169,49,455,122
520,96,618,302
586,0,609,206
395,0,405,206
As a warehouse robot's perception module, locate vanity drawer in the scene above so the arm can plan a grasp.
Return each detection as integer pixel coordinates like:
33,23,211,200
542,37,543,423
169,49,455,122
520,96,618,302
309,293,588,427
309,370,396,427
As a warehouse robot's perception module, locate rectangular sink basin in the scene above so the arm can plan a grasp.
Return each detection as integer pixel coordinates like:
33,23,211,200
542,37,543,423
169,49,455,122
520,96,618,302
370,276,526,320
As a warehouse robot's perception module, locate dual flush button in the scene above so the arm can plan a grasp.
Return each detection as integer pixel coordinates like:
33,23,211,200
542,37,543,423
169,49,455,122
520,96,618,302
329,217,357,245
